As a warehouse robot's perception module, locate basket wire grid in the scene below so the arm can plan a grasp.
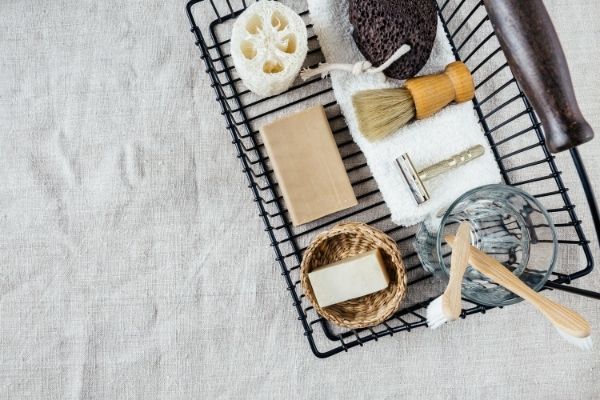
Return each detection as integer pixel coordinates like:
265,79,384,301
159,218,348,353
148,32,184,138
186,0,600,358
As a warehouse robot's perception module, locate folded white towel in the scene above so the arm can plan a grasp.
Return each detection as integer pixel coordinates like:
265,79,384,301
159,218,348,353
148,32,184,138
307,0,501,227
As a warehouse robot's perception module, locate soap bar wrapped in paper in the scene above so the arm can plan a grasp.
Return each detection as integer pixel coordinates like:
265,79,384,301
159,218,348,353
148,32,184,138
260,105,357,226
231,1,308,96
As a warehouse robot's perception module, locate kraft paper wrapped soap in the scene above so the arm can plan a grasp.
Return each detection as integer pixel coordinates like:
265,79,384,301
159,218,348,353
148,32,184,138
260,105,357,226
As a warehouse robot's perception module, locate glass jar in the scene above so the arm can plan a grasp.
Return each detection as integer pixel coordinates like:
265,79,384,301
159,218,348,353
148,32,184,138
416,184,558,307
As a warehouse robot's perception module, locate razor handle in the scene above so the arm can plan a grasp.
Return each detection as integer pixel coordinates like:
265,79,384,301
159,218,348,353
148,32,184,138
419,145,485,181
483,0,594,153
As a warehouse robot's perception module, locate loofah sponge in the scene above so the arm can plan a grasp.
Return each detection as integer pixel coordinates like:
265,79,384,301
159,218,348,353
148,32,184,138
230,1,308,97
349,0,437,80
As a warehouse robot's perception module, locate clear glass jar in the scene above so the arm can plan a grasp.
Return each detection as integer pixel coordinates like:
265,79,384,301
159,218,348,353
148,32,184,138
416,184,558,307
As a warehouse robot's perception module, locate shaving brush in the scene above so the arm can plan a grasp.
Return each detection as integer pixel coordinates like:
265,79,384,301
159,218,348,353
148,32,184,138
352,61,475,141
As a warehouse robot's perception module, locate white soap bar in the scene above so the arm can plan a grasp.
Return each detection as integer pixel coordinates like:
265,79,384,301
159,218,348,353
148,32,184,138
308,249,390,308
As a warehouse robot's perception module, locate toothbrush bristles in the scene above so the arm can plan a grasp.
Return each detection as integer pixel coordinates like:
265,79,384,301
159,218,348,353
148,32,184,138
426,296,449,329
555,327,593,350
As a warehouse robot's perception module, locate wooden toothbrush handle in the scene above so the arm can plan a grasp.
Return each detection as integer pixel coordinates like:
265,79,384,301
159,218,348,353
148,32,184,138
442,223,472,319
446,235,591,338
466,244,590,338
404,61,474,120
483,0,594,153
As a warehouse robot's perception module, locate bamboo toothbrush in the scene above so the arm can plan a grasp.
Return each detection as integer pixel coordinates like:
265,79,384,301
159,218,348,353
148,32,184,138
427,222,472,329
446,235,593,350
352,61,475,141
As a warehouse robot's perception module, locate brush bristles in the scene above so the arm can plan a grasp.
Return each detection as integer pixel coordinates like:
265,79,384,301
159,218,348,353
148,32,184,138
426,296,449,330
555,327,593,350
352,88,416,141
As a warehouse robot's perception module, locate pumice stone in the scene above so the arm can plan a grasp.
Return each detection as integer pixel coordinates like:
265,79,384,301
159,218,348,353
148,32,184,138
349,0,437,80
231,1,308,97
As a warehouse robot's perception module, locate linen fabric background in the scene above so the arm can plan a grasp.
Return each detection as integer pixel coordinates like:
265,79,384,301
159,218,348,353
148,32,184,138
1,0,599,399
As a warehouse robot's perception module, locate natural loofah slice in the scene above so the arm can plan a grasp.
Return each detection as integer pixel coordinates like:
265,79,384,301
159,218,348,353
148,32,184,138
349,0,437,80
231,1,308,97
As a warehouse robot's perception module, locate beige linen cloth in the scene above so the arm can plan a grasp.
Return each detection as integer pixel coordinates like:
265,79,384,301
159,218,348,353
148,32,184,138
0,0,599,399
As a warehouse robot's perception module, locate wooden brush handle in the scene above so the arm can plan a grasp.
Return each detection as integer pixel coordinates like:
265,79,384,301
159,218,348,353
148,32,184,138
442,223,472,320
483,0,594,153
404,61,474,119
446,236,591,338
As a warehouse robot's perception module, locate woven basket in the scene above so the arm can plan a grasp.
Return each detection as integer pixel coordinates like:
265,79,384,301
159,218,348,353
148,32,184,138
300,222,407,329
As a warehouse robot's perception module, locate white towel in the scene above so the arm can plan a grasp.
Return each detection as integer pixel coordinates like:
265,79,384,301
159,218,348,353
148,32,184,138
307,0,501,227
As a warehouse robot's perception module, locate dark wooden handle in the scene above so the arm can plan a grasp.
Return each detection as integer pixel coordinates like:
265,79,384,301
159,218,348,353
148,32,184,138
482,0,594,153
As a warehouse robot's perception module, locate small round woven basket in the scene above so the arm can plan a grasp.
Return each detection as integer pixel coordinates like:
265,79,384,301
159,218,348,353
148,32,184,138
300,222,407,329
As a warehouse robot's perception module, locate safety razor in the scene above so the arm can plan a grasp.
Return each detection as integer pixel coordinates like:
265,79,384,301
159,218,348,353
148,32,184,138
396,144,485,204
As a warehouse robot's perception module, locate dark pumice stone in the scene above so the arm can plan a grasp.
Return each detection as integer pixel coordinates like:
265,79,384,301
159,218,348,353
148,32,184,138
349,0,438,80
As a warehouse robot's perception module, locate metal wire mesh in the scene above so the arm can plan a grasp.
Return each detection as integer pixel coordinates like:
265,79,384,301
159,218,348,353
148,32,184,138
186,0,595,358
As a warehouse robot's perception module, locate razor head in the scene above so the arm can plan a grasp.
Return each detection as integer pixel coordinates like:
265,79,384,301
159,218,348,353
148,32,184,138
396,153,430,204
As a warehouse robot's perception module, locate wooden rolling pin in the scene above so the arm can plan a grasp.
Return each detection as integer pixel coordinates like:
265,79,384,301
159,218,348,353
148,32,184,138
483,0,594,153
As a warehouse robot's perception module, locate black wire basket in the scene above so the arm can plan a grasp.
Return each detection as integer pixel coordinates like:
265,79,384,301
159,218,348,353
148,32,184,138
186,0,600,358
